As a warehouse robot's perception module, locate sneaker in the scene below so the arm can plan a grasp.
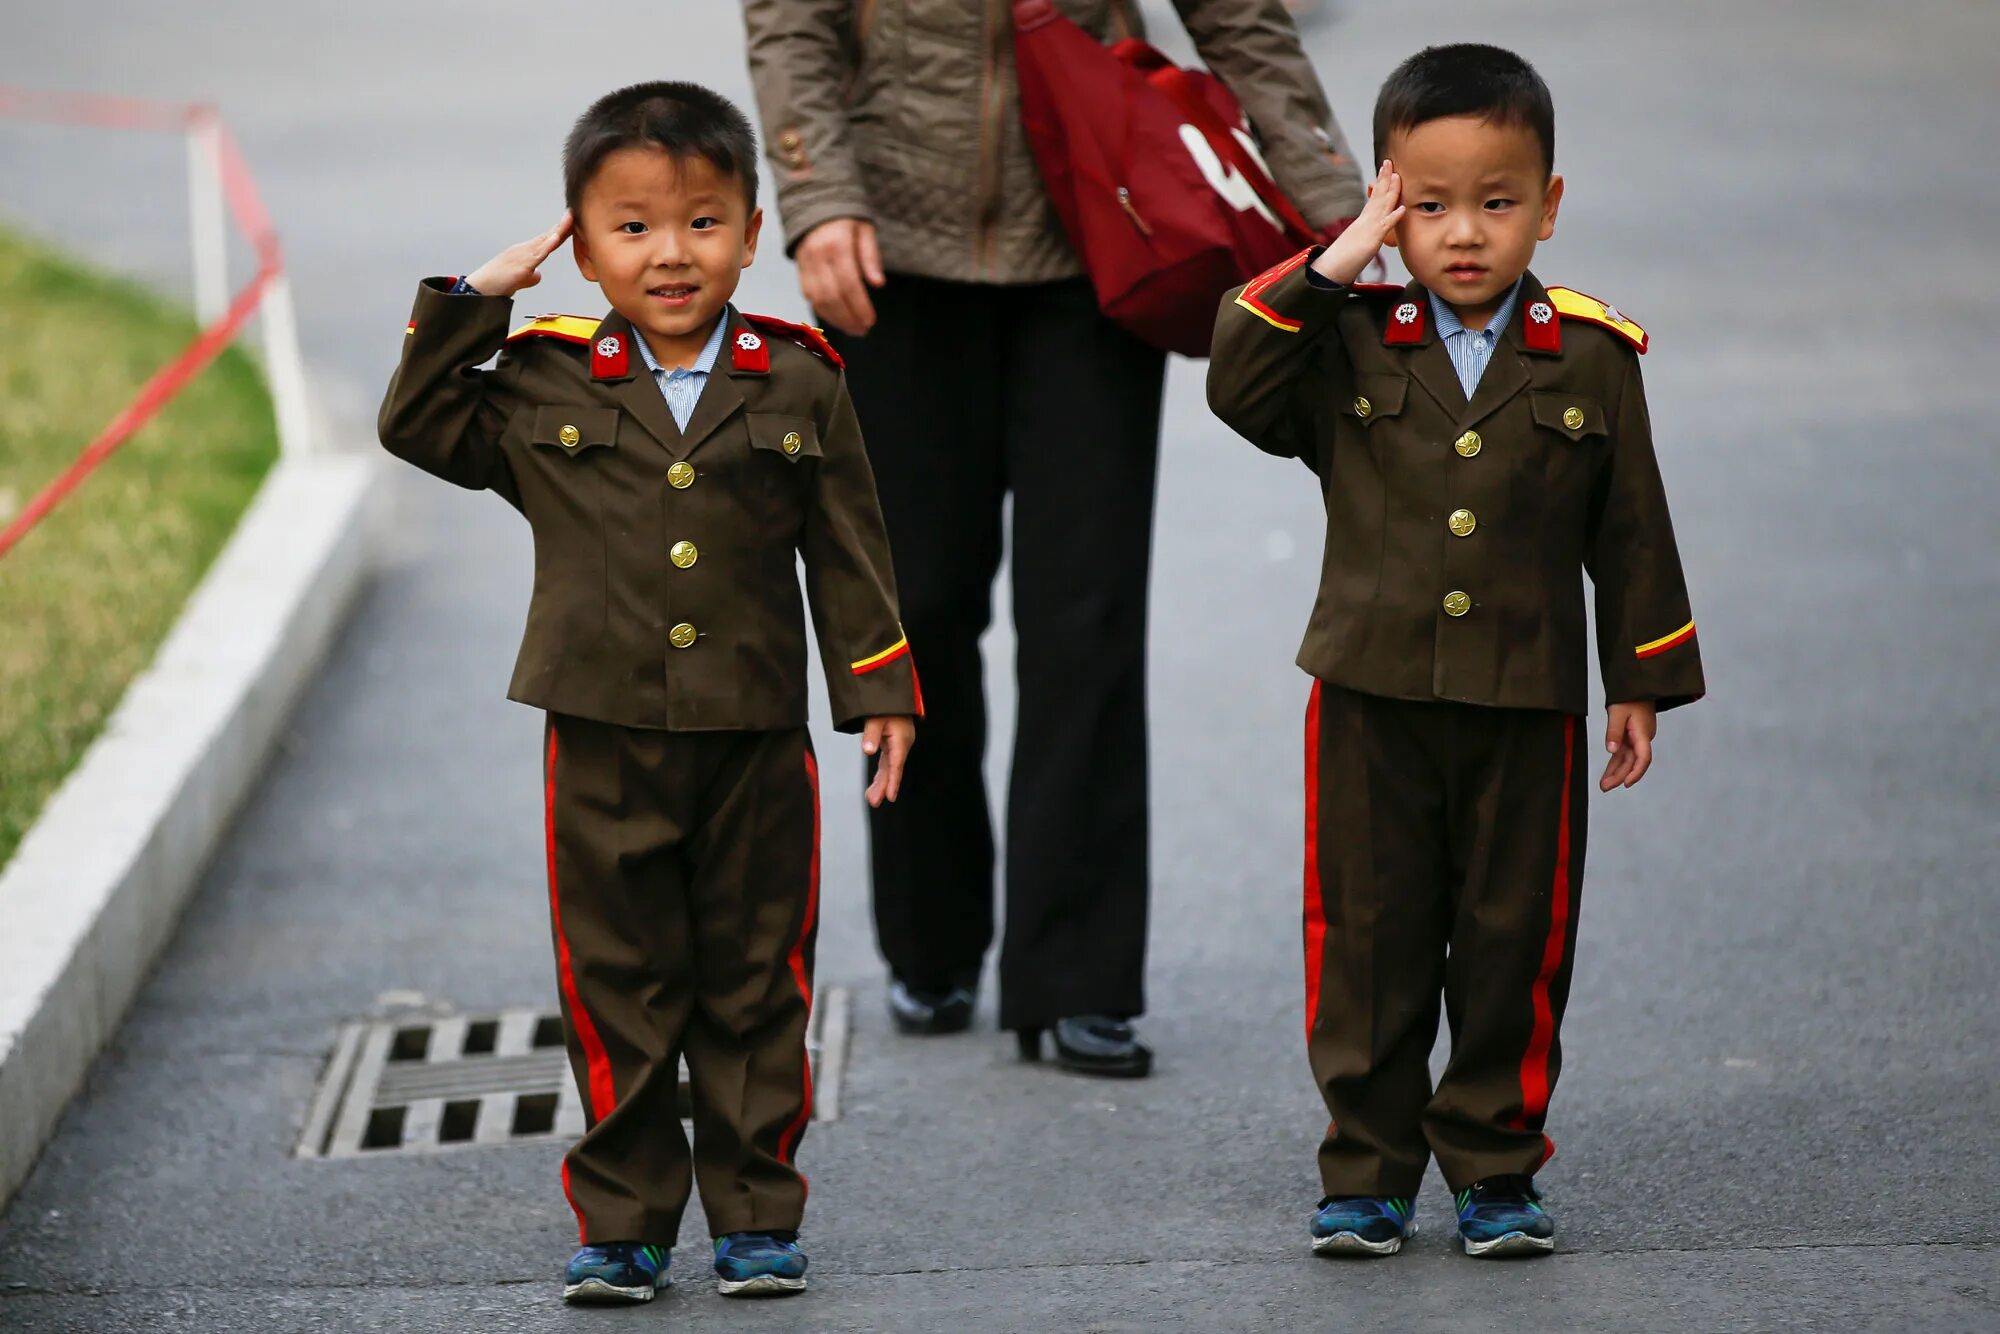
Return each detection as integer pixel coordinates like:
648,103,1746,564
1455,1175,1556,1257
561,1242,671,1303
713,1231,809,1297
1310,1195,1417,1256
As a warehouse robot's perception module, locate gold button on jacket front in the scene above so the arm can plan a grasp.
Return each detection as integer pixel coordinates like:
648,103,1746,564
1454,430,1482,458
1448,509,1477,538
670,541,698,569
667,461,695,489
1442,591,1472,617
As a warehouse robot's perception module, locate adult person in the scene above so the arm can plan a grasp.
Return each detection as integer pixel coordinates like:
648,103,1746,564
743,0,1366,1077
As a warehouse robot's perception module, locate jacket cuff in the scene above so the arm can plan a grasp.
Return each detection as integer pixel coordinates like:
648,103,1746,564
1226,246,1346,336
409,277,513,341
826,636,923,733
1602,625,1706,713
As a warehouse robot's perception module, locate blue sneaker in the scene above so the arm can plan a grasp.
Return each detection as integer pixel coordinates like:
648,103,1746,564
713,1231,809,1297
1455,1176,1556,1257
561,1242,671,1303
1310,1195,1417,1256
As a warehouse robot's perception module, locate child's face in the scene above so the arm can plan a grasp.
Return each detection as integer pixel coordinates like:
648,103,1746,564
572,147,762,361
1382,116,1562,327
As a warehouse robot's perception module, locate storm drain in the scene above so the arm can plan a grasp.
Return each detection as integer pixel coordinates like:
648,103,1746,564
297,988,849,1159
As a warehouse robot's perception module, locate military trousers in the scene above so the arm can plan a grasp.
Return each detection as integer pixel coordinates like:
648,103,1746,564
827,275,1166,1029
1304,682,1590,1196
541,714,819,1243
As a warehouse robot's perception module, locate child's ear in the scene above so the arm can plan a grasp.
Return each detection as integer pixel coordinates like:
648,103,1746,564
1538,174,1564,242
1383,223,1400,250
572,225,598,283
741,206,764,270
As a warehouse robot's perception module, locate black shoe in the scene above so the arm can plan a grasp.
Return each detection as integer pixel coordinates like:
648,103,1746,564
887,976,976,1034
1016,1015,1153,1078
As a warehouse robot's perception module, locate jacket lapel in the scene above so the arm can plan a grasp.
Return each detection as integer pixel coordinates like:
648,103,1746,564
1459,273,1549,430
1390,282,1470,417
591,312,685,456
677,308,755,459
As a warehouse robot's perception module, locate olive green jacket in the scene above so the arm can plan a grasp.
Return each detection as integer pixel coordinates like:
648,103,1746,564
1208,253,1706,714
742,0,1367,283
379,279,922,732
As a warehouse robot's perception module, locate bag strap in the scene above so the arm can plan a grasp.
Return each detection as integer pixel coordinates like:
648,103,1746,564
1113,40,1322,247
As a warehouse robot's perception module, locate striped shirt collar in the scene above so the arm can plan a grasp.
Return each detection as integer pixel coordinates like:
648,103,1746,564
634,313,729,378
1429,278,1525,344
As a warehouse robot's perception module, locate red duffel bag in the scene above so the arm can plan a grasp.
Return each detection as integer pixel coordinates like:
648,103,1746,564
1012,0,1330,356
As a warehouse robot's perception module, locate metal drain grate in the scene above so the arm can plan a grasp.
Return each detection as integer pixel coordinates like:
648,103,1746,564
297,988,849,1159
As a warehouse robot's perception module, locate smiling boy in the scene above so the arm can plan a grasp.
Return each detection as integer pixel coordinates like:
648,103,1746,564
1208,45,1705,1258
379,82,920,1304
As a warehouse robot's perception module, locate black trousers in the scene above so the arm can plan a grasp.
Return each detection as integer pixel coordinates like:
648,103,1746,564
825,275,1166,1029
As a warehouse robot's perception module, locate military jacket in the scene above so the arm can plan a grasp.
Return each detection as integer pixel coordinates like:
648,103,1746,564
379,279,922,733
1208,251,1705,714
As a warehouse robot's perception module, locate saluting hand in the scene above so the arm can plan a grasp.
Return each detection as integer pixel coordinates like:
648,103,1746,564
1600,701,1658,791
862,715,915,807
1311,159,1403,287
465,212,575,298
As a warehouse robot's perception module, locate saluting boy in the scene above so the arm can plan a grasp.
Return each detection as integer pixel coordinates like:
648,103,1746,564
1208,45,1705,1258
379,82,920,1304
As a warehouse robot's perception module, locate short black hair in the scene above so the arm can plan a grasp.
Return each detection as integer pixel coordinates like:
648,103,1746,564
563,81,759,218
1373,44,1554,175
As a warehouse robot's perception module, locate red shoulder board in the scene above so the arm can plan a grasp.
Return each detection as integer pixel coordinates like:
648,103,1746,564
1544,287,1648,353
506,314,600,345
742,313,845,369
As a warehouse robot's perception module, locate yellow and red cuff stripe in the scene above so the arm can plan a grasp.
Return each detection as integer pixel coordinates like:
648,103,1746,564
1233,248,1314,333
1635,620,1696,659
850,635,910,675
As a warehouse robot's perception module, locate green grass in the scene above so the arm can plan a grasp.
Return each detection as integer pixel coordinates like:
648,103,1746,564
0,227,278,870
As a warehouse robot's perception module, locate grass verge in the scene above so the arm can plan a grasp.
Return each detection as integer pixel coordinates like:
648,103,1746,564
0,226,278,870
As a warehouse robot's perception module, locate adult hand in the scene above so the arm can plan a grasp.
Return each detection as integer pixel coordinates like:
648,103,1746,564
796,217,885,336
1599,701,1658,792
862,715,915,807
465,212,573,298
1310,160,1402,287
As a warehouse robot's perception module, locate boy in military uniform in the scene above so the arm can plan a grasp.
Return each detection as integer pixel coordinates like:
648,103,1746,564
378,82,920,1304
1208,45,1705,1258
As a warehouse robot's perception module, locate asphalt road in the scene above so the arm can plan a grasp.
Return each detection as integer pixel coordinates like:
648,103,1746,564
2,2,1997,1329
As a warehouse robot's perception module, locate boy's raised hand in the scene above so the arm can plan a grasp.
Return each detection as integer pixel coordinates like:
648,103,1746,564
465,212,574,298
861,715,915,808
1600,701,1658,792
1311,160,1403,287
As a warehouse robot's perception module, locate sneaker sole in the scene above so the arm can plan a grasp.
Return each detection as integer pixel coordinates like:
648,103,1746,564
717,1274,808,1297
1312,1221,1414,1258
562,1274,671,1304
1460,1230,1555,1258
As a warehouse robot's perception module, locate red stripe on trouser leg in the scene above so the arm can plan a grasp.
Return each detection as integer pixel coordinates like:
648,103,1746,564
545,725,617,1236
1512,714,1576,1167
1303,681,1325,1038
775,746,821,1185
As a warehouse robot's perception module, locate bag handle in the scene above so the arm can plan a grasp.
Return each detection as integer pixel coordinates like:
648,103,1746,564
1112,39,1322,248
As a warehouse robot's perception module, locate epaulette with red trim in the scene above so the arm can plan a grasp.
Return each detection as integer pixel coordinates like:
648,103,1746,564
507,314,600,345
742,313,845,369
1544,287,1648,353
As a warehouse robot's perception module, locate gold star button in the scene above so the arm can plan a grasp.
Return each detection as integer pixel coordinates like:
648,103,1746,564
1352,397,1372,419
1442,591,1472,617
667,461,695,489
782,431,803,456
669,622,698,649
558,424,580,447
1563,405,1585,431
669,541,698,569
1454,430,1482,458
1448,509,1477,538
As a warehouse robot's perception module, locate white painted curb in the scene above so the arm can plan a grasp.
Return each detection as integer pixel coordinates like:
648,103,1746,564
0,451,381,1208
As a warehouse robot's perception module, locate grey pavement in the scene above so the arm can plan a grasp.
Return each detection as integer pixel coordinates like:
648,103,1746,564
3,1,1998,1330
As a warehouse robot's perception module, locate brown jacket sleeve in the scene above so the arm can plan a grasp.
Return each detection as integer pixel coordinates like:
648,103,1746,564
1586,350,1706,711
741,0,875,254
377,279,523,509
1207,248,1345,465
1172,0,1367,230
801,370,922,731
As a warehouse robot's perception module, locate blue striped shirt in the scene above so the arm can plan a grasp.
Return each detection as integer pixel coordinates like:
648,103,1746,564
635,317,729,430
1431,280,1524,398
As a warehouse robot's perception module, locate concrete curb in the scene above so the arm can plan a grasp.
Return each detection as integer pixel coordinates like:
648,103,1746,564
0,451,382,1209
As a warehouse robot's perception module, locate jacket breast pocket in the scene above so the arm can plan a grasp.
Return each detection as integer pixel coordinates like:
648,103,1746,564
529,405,620,457
1337,374,1408,429
747,413,822,504
1529,392,1608,443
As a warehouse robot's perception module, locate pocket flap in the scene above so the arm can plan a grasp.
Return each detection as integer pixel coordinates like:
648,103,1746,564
747,413,822,462
1530,392,1607,441
1339,374,1408,424
531,405,619,453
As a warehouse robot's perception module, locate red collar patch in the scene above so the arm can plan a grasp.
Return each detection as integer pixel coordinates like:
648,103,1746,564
730,325,770,374
590,332,630,379
1383,296,1426,346
1521,297,1562,354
